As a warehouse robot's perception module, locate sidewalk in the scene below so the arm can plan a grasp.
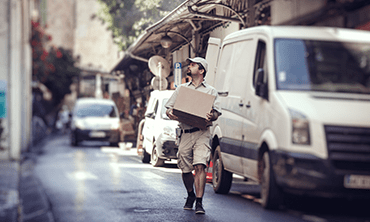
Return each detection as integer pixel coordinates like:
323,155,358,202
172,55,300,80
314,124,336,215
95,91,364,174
0,137,54,222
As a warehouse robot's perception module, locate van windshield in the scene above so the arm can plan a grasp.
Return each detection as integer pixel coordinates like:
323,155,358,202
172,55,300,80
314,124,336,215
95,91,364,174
76,104,118,118
274,39,370,94
161,98,170,120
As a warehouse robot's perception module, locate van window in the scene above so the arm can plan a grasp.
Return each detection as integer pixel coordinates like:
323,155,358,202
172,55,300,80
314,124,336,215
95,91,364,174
253,41,267,88
153,100,159,117
214,44,234,91
161,98,170,120
228,39,255,95
275,39,370,94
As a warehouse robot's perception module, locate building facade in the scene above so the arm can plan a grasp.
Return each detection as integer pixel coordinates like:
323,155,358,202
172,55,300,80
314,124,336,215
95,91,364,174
0,0,33,160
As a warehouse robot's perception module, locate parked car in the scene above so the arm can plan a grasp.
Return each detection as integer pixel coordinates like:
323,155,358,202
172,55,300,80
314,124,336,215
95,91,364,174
70,98,121,147
140,90,179,167
205,25,370,209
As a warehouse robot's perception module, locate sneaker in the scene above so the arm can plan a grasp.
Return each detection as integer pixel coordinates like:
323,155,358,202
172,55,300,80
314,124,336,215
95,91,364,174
183,196,196,210
195,202,205,214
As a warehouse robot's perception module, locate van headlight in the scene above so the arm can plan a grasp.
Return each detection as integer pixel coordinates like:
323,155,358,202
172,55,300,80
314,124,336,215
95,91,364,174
289,109,310,145
163,126,176,138
75,120,86,130
111,122,120,130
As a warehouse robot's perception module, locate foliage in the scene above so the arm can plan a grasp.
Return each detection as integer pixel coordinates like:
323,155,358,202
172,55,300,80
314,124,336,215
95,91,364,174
31,21,80,106
96,0,183,50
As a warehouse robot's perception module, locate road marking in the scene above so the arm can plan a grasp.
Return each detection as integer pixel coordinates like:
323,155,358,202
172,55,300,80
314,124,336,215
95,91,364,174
66,171,98,180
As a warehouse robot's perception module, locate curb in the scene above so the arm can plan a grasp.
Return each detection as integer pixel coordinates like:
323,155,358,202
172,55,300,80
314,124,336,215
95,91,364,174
19,152,54,222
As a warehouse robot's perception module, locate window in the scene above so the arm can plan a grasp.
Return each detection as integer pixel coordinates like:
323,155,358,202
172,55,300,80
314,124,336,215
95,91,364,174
274,39,370,94
253,41,267,88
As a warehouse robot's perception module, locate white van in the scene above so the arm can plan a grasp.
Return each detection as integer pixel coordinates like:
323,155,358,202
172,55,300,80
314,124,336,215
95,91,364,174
206,25,370,209
141,90,179,167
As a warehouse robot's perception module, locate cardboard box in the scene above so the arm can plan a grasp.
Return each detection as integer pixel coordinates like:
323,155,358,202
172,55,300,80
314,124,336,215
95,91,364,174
173,87,215,130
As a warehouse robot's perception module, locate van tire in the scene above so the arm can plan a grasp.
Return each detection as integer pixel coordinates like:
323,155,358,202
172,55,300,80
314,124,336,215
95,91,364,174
141,148,151,163
212,145,233,194
260,151,284,209
151,145,165,167
71,132,79,146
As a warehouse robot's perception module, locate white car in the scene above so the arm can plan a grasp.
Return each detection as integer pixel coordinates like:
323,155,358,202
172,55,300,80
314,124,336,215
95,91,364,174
140,90,179,167
70,98,121,147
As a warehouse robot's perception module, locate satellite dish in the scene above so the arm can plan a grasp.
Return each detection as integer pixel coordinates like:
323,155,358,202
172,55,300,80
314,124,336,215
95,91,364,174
151,76,168,91
148,55,170,78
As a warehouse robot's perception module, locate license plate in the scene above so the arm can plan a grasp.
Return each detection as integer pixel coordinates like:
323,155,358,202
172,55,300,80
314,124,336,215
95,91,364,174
89,131,106,138
344,175,370,189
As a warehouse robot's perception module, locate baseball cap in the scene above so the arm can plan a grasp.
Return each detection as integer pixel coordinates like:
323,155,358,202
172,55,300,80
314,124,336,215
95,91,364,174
187,57,208,74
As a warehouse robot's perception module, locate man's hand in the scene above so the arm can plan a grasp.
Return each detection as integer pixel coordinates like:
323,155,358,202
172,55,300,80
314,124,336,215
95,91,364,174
166,108,178,120
206,110,219,122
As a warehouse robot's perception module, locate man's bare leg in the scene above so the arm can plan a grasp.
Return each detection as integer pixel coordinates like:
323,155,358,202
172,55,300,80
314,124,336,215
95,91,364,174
194,164,206,198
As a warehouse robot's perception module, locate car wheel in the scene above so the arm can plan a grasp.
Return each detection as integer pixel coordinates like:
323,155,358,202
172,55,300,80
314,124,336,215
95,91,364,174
141,148,150,163
71,132,79,146
151,145,165,167
212,145,232,194
260,151,284,209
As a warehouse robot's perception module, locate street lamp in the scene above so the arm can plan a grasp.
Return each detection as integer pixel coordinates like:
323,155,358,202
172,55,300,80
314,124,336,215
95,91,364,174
160,35,172,48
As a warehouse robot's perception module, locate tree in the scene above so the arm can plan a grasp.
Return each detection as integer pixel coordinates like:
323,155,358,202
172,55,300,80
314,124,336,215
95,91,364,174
97,0,183,50
31,21,80,106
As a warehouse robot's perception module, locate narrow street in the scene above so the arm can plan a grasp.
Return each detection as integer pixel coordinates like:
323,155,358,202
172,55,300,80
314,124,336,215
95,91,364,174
33,134,370,222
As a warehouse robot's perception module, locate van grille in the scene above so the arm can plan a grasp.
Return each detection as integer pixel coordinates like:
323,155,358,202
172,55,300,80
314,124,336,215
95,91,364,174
325,125,370,172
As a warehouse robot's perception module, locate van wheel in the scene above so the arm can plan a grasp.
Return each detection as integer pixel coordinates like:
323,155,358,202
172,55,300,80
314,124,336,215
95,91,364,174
141,148,150,163
260,151,284,209
151,145,164,167
212,145,232,194
71,132,79,146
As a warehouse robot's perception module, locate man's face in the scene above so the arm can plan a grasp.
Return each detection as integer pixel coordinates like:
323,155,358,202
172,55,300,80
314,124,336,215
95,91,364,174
187,62,202,76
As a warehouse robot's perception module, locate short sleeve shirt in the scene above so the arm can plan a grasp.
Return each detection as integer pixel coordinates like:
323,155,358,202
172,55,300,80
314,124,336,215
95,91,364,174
165,80,222,129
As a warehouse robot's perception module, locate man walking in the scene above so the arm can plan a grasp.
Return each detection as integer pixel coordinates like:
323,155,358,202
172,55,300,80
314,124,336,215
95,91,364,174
165,57,221,214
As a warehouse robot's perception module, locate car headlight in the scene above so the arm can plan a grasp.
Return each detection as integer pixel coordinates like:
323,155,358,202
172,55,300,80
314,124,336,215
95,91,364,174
289,109,310,145
111,121,120,130
75,119,85,130
163,126,176,138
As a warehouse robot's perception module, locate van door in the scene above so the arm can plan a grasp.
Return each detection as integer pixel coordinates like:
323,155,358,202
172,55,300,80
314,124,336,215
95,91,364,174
143,98,159,154
205,37,221,86
216,37,256,175
241,37,270,181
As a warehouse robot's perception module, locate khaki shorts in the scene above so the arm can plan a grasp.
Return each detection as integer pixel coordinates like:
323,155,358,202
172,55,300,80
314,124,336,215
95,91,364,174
177,128,211,173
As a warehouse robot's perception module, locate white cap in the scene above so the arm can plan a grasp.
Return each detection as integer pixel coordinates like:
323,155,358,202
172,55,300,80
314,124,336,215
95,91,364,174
187,57,208,74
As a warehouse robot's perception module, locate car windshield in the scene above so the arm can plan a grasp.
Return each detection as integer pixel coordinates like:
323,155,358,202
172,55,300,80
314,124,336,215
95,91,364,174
274,39,370,94
161,98,170,120
76,103,117,118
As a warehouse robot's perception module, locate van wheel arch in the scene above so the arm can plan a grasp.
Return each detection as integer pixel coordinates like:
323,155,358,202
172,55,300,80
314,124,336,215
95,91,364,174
211,136,220,158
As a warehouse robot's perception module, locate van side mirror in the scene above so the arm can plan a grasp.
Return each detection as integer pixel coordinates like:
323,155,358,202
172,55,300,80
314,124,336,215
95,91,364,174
255,68,268,100
145,112,155,119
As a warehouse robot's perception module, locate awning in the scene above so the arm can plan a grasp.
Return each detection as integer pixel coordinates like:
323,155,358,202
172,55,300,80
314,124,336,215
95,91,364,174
111,0,250,72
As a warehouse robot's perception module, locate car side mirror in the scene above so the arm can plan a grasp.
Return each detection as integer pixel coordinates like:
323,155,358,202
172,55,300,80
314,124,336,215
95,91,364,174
145,112,155,119
255,68,268,100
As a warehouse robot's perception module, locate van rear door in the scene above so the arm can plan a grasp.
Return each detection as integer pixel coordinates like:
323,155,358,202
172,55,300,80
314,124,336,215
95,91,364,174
205,37,221,86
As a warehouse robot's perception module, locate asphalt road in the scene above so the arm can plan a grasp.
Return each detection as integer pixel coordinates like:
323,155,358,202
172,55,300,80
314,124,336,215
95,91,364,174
34,134,370,222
